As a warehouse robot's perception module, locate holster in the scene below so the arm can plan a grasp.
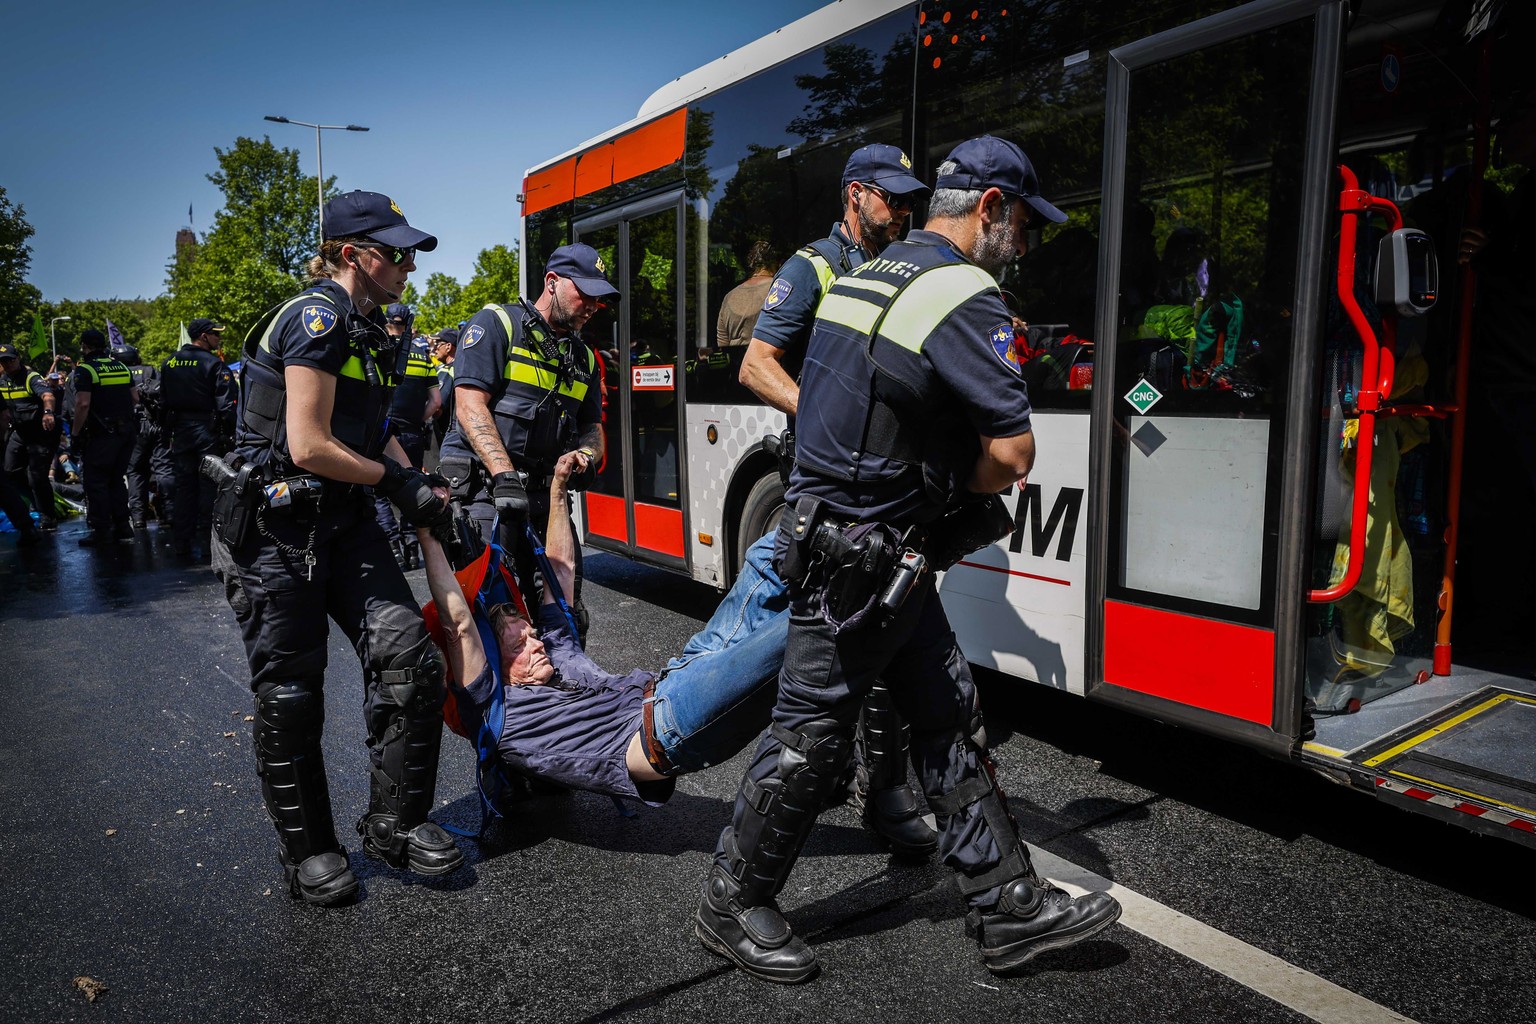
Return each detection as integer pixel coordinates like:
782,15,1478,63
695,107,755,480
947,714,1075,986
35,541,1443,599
204,454,260,549
925,495,1015,572
761,429,795,490
437,457,479,501
779,495,826,584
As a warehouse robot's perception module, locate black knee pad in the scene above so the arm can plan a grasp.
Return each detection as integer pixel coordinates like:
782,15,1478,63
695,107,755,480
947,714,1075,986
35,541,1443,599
775,717,854,805
376,634,444,711
255,682,324,754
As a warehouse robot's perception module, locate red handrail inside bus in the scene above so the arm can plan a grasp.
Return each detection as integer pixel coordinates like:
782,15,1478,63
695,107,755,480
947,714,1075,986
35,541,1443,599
1309,165,1404,604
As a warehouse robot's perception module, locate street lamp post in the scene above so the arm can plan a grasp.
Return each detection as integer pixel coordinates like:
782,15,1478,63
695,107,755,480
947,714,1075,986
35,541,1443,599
263,116,370,244
49,316,71,362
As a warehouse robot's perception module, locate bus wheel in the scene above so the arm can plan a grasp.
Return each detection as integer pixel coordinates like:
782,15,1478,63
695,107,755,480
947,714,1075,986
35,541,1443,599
736,471,785,573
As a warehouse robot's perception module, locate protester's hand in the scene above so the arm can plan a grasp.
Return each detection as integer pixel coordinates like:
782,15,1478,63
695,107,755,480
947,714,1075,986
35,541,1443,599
491,471,529,521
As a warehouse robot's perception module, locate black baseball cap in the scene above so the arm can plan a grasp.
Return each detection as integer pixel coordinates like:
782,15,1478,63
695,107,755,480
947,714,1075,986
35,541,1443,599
841,143,928,196
80,328,107,350
323,190,439,251
545,243,619,298
385,303,413,325
437,328,459,347
0,342,20,360
187,318,225,338
934,136,1067,223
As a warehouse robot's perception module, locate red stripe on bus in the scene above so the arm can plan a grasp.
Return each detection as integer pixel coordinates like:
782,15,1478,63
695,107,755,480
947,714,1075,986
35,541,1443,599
635,502,685,558
584,492,628,543
523,159,577,217
1103,601,1275,726
612,108,687,184
954,559,1071,586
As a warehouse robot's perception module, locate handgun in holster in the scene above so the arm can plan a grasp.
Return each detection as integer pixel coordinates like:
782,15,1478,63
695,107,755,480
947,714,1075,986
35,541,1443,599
203,453,260,549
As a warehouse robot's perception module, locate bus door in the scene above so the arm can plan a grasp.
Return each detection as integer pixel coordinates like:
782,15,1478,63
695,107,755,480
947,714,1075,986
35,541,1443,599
574,194,689,571
1085,0,1345,754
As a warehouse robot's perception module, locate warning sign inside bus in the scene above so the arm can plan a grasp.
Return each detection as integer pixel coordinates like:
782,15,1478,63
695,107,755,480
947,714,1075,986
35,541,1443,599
632,365,675,391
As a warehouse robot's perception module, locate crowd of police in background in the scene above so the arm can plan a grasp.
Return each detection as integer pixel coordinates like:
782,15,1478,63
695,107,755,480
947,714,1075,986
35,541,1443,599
0,309,461,560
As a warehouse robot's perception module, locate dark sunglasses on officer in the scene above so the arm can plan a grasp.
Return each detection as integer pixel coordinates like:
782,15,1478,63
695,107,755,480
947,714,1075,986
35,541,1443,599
363,244,416,266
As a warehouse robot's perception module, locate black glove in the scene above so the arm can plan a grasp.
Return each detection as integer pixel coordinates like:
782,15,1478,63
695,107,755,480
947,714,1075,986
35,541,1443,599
378,458,449,528
491,471,529,521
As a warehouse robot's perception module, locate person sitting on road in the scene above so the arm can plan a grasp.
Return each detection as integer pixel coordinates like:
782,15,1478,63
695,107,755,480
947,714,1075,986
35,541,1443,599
420,448,790,804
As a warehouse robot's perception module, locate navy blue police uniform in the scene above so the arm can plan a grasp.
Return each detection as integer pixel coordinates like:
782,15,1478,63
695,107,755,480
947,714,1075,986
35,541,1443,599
696,137,1120,983
1,353,61,529
438,296,601,629
116,346,175,528
752,220,863,385
430,329,459,454
160,322,237,556
71,342,138,544
211,190,462,905
372,321,438,563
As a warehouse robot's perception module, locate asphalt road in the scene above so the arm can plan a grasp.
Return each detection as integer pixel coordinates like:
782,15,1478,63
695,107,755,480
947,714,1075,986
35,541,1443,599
2,518,1532,1023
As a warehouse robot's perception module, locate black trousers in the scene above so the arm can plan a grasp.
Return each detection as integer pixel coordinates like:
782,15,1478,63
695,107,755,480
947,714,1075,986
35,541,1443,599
127,424,174,522
4,428,59,524
712,523,1012,906
0,445,34,533
215,494,436,757
80,429,135,532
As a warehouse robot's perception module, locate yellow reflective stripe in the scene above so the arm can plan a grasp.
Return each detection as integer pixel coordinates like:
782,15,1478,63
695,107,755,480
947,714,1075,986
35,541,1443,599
835,277,899,299
339,355,366,380
877,264,997,353
403,361,436,378
799,248,835,293
0,384,27,399
505,359,589,401
98,370,132,385
815,291,884,335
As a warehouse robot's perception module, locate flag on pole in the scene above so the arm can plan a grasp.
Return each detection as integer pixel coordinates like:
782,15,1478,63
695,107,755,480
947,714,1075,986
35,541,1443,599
179,322,192,347
188,202,193,225
106,319,128,351
28,313,48,361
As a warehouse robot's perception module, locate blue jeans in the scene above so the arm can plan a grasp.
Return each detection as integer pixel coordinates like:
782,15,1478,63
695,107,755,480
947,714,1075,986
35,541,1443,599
648,535,789,773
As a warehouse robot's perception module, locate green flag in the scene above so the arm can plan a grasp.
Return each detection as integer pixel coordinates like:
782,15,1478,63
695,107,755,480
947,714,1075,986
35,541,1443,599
179,321,192,347
28,313,47,361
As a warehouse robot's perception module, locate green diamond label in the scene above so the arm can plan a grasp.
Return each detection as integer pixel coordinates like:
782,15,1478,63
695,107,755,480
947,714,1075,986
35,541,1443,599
1123,377,1163,414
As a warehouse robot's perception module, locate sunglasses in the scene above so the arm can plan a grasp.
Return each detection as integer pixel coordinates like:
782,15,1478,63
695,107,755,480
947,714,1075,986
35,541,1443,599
362,244,415,266
861,183,915,212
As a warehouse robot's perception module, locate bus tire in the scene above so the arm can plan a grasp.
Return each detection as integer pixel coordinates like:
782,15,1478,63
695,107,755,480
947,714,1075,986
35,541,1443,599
736,471,785,573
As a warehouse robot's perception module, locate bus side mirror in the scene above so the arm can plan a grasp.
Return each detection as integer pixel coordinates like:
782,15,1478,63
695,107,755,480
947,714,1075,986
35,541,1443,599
1375,228,1437,316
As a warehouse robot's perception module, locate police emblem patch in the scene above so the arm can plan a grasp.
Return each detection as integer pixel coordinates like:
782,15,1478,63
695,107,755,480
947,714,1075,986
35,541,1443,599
990,323,1021,373
389,198,403,216
595,255,607,275
900,151,912,169
764,277,793,310
301,305,337,338
462,325,485,348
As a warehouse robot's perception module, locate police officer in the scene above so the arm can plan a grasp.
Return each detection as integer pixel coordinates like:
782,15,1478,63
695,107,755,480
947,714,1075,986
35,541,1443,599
0,341,61,531
71,329,139,547
695,137,1120,982
213,190,462,906
438,244,608,635
739,144,937,859
115,344,174,530
161,317,237,558
425,327,458,471
373,303,440,568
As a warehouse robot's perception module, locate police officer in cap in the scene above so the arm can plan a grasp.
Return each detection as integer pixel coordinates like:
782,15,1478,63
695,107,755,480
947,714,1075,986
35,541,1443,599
71,329,139,547
425,327,458,470
740,143,939,860
438,244,608,636
214,189,462,905
161,317,237,557
372,302,440,568
695,137,1120,982
0,340,61,532
115,344,174,529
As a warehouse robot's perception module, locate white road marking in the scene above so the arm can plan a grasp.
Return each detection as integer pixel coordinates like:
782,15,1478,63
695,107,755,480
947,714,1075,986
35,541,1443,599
1032,848,1419,1024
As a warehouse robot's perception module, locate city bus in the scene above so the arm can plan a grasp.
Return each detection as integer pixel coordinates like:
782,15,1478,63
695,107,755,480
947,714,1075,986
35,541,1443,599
516,0,1535,847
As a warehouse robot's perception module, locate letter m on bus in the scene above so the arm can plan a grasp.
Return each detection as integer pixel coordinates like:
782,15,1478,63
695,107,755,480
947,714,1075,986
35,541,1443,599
1008,485,1084,562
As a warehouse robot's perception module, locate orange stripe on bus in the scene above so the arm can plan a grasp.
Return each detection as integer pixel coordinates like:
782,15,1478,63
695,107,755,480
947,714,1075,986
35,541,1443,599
575,144,615,197
523,159,576,217
634,502,685,558
612,108,687,184
584,491,628,543
1103,600,1275,726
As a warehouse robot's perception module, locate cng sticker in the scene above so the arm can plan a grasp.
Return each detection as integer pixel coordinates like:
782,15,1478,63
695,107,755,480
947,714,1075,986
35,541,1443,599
1123,377,1163,414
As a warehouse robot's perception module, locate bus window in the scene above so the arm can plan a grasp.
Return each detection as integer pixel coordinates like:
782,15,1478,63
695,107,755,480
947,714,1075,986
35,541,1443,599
1107,16,1314,616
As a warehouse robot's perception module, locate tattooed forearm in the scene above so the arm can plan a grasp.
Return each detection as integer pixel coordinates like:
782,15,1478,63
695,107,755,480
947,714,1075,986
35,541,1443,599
455,388,515,477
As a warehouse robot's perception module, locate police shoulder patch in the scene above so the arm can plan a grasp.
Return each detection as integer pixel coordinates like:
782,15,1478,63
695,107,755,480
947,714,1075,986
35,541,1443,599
462,325,485,349
764,277,794,310
990,323,1021,374
301,305,338,339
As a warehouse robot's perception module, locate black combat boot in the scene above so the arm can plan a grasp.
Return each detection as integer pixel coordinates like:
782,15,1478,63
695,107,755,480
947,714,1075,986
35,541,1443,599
695,865,819,984
854,684,938,859
357,699,464,877
968,876,1122,973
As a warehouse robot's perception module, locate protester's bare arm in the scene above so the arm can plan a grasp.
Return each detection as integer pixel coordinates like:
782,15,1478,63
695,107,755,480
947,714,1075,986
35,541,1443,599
419,527,487,687
542,450,587,607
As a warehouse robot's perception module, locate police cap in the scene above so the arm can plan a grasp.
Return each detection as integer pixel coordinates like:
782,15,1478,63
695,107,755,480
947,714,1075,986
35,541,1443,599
935,136,1067,224
385,303,413,325
841,143,927,196
545,243,619,299
80,328,108,351
187,318,225,339
324,190,439,252
0,342,20,361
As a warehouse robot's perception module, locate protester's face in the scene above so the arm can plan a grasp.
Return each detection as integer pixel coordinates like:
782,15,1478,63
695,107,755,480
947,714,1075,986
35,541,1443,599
499,613,555,686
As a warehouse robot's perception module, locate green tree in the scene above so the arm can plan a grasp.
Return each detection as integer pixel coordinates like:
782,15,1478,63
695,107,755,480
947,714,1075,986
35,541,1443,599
414,271,464,332
0,185,40,341
161,135,328,353
455,243,520,320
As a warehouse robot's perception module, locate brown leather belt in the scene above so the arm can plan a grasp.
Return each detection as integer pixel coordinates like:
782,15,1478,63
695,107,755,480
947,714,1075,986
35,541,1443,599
640,678,675,776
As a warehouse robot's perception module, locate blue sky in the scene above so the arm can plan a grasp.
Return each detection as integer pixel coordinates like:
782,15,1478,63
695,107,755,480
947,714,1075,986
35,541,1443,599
2,0,826,302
